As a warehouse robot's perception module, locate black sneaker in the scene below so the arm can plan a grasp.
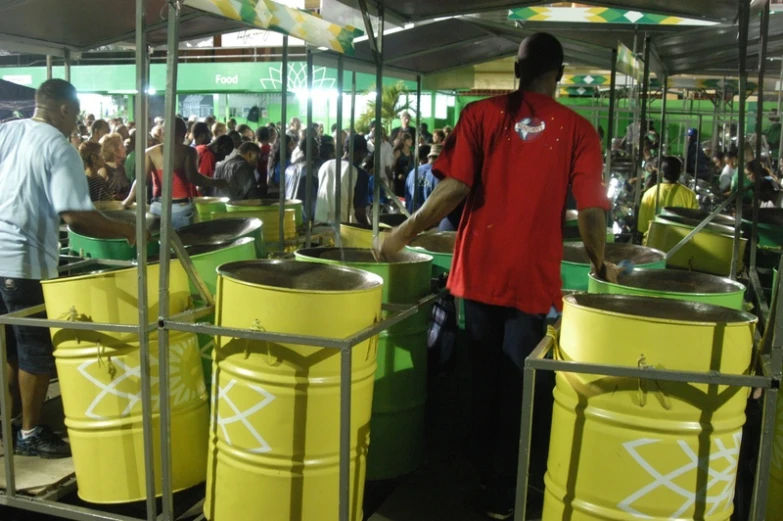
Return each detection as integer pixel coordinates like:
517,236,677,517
14,425,71,459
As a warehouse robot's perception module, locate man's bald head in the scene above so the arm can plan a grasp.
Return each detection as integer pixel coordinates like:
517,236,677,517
515,33,565,88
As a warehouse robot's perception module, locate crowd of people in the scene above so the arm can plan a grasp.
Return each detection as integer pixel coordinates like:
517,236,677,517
0,33,617,521
622,120,783,235
65,108,456,229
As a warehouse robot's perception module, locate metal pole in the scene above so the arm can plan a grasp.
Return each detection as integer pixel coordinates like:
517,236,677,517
697,113,704,176
629,28,639,183
722,77,728,154
752,0,770,275
45,56,52,80
683,112,690,177
0,322,15,497
655,77,668,215
278,36,288,253
412,75,422,211
335,54,344,233
777,56,783,116
513,365,538,521
778,57,783,168
305,49,314,248
712,90,721,155
346,69,356,234
751,249,783,520
157,3,180,519
751,386,778,521
63,49,71,82
338,343,352,521
605,49,618,185
372,7,385,241
733,0,751,281
633,36,652,243
135,1,156,520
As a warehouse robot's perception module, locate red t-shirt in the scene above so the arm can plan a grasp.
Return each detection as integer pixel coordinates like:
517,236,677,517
196,145,217,178
433,91,609,314
151,168,198,199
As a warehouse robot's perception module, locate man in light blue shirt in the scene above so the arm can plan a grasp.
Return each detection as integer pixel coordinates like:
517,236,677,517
0,79,136,458
405,144,442,213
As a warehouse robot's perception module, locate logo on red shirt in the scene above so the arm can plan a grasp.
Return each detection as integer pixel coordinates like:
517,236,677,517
515,117,546,142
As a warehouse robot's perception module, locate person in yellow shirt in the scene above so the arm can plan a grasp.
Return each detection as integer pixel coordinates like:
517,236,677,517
637,156,698,234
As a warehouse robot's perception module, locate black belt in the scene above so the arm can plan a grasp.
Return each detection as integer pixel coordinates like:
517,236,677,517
153,197,192,204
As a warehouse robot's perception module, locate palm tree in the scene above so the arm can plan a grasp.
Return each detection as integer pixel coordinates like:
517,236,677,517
357,81,414,134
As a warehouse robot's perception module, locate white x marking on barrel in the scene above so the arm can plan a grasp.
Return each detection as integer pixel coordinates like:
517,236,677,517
216,379,276,454
618,432,741,518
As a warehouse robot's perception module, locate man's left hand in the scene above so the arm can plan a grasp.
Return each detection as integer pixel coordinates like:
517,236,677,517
594,261,621,284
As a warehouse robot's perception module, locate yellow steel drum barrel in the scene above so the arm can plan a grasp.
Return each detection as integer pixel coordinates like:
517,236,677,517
205,260,383,521
211,209,297,252
41,262,208,504
645,218,747,276
41,261,192,347
544,294,756,521
226,198,304,228
194,197,229,223
340,223,390,249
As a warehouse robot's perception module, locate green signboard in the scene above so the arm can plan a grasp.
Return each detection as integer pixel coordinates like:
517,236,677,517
0,62,414,94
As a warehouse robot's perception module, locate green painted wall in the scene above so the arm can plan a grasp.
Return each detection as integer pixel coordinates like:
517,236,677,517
0,63,415,94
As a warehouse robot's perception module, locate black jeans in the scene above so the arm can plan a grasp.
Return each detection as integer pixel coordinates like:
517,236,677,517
0,277,53,375
464,299,553,494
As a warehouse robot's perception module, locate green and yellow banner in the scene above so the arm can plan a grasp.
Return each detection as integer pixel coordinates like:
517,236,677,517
509,7,715,26
185,0,363,55
616,43,644,82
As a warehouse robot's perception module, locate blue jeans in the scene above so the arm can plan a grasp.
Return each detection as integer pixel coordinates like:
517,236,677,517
0,278,54,375
150,201,195,230
464,300,552,493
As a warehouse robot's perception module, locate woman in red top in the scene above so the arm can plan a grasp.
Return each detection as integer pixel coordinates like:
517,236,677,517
123,118,225,229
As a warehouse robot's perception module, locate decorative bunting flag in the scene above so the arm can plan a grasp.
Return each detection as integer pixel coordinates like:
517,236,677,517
509,7,715,26
185,0,363,56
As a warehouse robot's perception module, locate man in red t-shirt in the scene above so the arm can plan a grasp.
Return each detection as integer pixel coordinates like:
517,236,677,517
195,122,233,196
381,33,617,520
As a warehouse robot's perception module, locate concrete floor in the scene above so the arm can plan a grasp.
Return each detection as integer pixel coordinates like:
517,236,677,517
365,348,544,521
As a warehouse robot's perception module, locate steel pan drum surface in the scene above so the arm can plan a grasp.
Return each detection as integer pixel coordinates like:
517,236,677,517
178,217,266,258
587,269,746,310
407,232,456,277
561,243,666,291
661,207,737,228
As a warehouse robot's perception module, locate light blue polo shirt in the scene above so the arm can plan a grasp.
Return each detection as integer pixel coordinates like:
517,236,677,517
0,119,94,280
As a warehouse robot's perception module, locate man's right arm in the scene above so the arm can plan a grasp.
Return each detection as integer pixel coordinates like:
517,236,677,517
570,121,616,282
380,107,478,258
62,211,139,245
